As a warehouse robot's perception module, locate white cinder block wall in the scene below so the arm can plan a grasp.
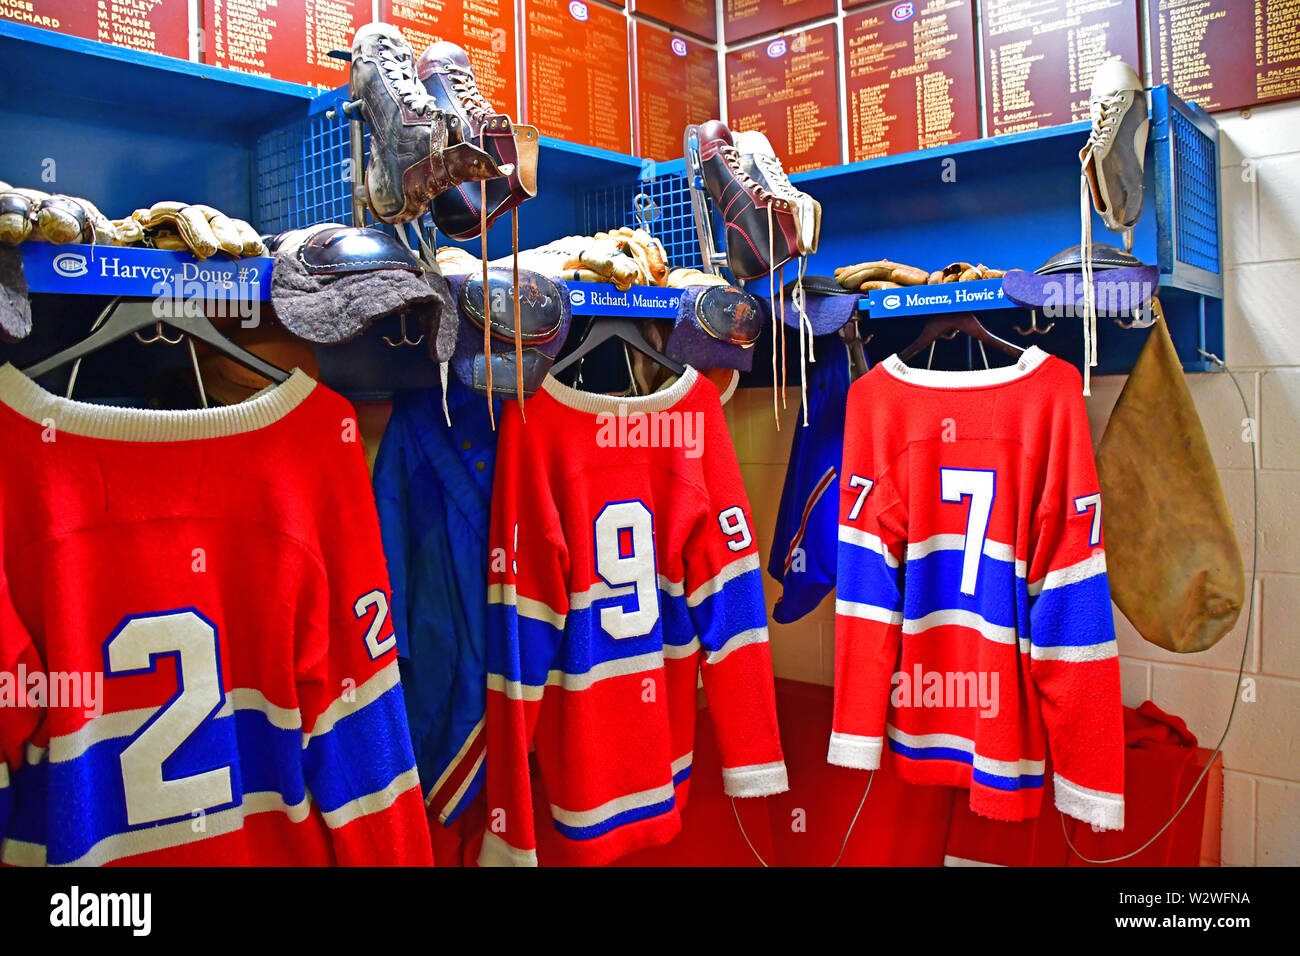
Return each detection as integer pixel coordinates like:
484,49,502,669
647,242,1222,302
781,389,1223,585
725,99,1300,867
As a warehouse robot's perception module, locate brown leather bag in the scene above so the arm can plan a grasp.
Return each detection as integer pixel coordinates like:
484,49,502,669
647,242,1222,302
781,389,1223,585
1096,304,1245,652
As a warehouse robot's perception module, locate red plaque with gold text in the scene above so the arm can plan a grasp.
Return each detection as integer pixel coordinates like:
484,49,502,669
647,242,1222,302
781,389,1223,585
523,0,632,154
844,1,979,161
204,0,367,89
724,0,836,45
980,0,1142,136
726,25,842,173
631,0,717,42
380,0,518,116
633,20,720,162
1147,0,1300,113
2,0,189,59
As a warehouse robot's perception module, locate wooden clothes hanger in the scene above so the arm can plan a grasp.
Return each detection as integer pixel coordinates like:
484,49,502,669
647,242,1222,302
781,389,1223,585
23,296,291,384
898,312,1024,364
550,316,686,379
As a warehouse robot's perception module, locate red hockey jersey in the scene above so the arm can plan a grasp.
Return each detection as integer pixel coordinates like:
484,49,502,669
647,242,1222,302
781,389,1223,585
832,348,1124,829
481,369,787,867
0,364,433,865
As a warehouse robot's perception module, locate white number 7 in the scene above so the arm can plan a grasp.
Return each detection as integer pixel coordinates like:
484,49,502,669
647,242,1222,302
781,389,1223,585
1074,493,1102,546
847,475,874,520
940,468,996,597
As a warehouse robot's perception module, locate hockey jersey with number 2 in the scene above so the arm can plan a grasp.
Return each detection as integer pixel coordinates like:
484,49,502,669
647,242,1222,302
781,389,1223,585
832,348,1124,829
0,364,433,866
482,368,788,867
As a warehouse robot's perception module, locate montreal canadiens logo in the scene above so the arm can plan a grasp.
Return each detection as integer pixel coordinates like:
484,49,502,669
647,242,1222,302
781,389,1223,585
569,1,588,21
52,252,88,278
670,37,688,57
767,39,786,58
892,2,915,21
569,288,586,306
882,294,902,309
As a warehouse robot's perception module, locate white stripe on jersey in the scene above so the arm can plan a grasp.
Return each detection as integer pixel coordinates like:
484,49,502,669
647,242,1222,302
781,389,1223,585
1028,551,1108,597
837,524,900,567
303,661,401,746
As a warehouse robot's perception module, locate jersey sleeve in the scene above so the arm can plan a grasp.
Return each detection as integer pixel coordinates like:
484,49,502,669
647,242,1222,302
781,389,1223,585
684,401,787,799
1026,388,1125,831
478,409,569,867
829,391,906,771
297,427,434,866
0,567,43,840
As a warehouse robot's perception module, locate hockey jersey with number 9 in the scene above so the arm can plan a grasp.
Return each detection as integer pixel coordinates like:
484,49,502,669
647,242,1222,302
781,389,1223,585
0,365,433,866
481,368,788,867
831,348,1125,830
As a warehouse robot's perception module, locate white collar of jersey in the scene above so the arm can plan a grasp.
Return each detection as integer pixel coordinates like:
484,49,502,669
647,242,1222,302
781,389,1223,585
880,346,1049,389
540,365,700,415
0,363,317,442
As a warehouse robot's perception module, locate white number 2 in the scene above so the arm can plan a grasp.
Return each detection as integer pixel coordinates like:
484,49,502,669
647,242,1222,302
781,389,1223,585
1074,493,1102,546
104,609,233,826
940,468,996,597
354,589,394,660
717,506,752,551
594,501,659,639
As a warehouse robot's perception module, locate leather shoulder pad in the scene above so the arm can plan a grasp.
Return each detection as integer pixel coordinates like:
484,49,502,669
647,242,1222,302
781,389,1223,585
695,285,762,346
295,225,422,276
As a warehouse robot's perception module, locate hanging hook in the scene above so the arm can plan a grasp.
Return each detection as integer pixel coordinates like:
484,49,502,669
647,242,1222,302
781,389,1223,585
1114,297,1159,330
382,313,425,347
1013,309,1056,336
134,322,184,345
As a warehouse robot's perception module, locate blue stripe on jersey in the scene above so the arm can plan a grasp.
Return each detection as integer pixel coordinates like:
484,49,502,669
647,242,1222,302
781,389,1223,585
302,683,417,814
689,567,768,654
551,793,677,842
887,738,1044,792
835,540,901,611
1029,573,1114,646
8,688,413,865
9,708,301,865
490,570,767,688
902,549,1019,629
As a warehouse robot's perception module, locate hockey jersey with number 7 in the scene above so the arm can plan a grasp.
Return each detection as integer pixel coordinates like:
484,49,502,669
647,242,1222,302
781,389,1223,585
831,348,1124,829
0,364,433,865
481,368,788,867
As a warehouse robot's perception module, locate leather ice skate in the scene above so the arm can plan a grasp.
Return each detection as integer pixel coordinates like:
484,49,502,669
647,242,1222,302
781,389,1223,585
350,24,511,225
417,41,538,240
732,130,820,256
693,120,799,281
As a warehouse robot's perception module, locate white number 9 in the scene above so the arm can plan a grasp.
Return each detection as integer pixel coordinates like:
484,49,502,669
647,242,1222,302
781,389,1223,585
594,501,659,639
718,506,752,552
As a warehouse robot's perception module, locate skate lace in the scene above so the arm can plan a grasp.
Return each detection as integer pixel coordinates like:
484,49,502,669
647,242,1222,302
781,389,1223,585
754,151,799,199
379,38,438,117
1083,93,1126,152
449,66,497,119
720,144,787,207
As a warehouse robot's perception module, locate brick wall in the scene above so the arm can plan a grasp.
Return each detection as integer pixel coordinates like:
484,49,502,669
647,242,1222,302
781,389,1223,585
725,99,1300,867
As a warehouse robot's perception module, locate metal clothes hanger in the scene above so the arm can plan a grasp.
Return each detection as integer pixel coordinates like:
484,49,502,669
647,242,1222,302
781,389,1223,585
22,296,291,384
550,316,686,379
898,312,1024,364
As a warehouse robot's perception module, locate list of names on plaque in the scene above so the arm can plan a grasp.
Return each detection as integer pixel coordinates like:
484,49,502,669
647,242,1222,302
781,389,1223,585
981,0,1142,136
1,0,189,58
206,0,366,88
724,0,837,45
381,0,518,116
523,0,632,154
633,21,720,162
1147,0,1300,112
726,24,843,172
631,0,717,42
844,1,979,161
